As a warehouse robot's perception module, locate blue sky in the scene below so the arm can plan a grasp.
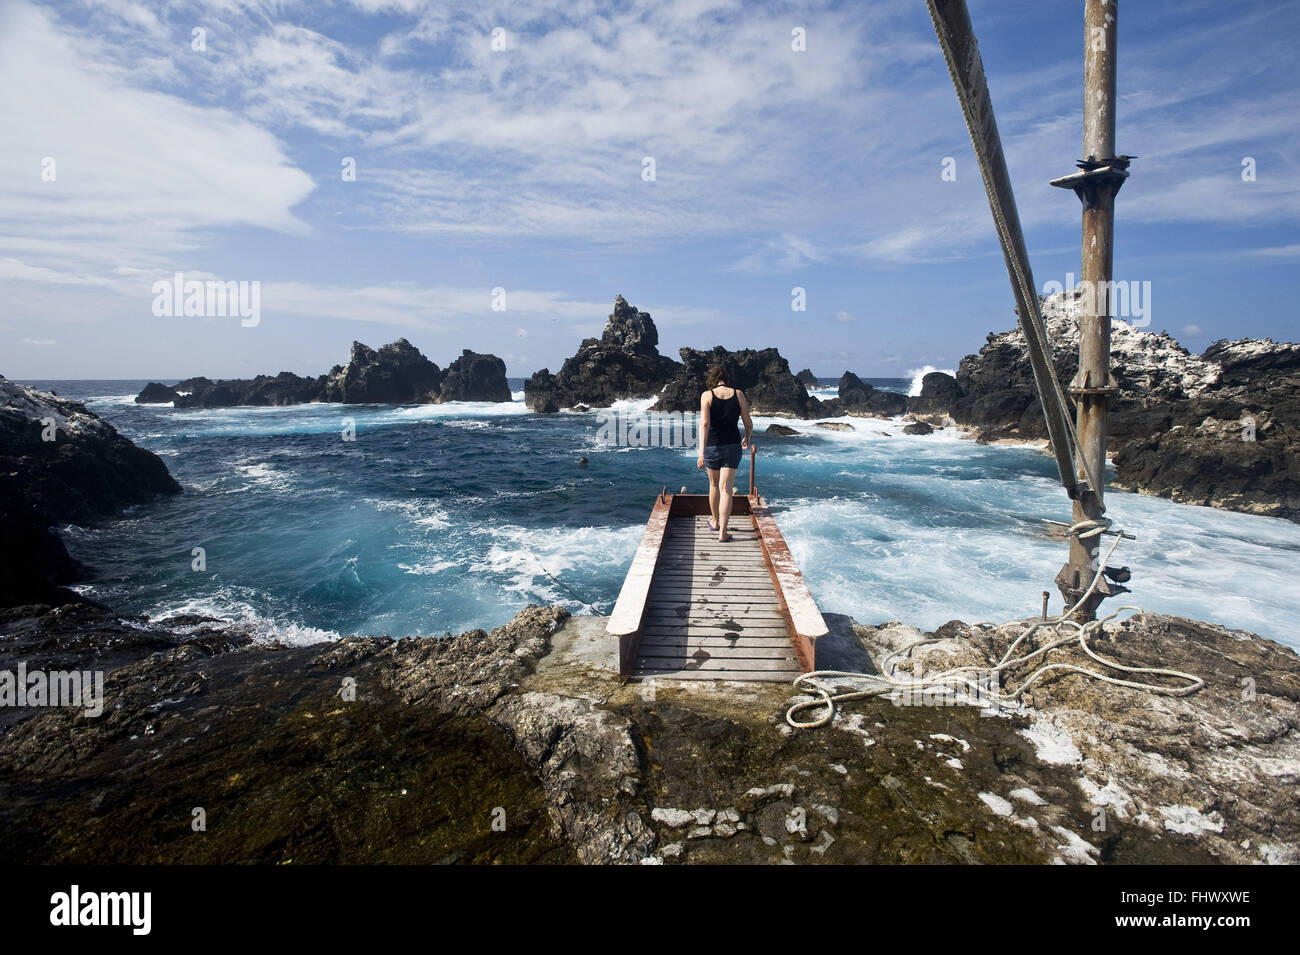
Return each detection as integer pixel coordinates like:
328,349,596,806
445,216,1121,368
2,0,1297,380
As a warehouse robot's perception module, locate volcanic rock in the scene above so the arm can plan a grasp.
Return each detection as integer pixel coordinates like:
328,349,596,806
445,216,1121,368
134,382,180,404
904,289,1300,521
437,350,512,403
654,346,819,418
135,339,511,408
1,602,1294,865
0,377,181,607
321,339,442,404
822,372,909,417
524,296,680,412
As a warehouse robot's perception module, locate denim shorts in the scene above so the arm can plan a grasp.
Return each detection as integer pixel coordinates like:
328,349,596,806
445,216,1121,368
704,443,742,470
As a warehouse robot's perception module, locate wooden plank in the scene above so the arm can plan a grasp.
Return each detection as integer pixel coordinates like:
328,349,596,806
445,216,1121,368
654,572,771,579
650,574,769,582
644,595,774,600
641,620,790,631
640,634,794,647
653,566,773,574
632,656,797,672
643,633,790,642
653,566,768,574
629,668,798,682
638,646,795,661
647,597,783,605
647,601,782,612
643,623,788,633
637,646,796,661
662,552,766,559
642,623,789,634
648,605,782,615
652,582,775,589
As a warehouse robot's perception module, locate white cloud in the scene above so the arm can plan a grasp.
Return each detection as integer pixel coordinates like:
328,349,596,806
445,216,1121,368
0,1,314,277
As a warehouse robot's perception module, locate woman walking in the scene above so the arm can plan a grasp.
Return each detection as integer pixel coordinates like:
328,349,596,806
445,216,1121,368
696,363,755,542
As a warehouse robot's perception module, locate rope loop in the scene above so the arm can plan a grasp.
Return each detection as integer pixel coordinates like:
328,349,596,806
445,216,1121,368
785,525,1204,729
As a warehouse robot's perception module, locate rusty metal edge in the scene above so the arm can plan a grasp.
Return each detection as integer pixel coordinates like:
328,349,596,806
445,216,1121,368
748,494,827,673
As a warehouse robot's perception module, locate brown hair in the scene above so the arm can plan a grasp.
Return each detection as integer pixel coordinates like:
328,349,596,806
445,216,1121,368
705,364,727,389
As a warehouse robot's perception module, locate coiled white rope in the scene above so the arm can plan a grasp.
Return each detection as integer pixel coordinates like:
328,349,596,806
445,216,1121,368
785,523,1205,729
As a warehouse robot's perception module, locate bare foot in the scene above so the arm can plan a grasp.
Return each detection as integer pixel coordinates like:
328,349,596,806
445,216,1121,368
718,532,731,542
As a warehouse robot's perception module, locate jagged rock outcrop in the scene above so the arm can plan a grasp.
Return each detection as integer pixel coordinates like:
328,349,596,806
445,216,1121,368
435,350,512,403
818,372,908,418
1,601,1294,864
795,368,819,387
0,377,181,607
524,296,681,412
135,340,511,408
907,372,962,416
905,290,1300,521
321,339,443,404
134,382,180,404
654,346,820,418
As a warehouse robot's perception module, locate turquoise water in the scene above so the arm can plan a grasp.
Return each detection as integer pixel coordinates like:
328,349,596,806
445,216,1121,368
24,380,1300,649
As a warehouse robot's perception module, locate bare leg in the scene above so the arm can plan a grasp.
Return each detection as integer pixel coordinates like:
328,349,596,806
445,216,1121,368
717,466,736,540
706,467,720,528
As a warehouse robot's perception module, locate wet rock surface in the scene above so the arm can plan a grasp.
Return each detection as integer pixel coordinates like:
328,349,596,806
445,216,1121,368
2,602,1293,865
906,290,1300,520
0,378,181,608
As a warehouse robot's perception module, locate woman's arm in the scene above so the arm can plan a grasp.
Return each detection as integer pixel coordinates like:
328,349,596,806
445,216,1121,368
737,390,756,451
697,391,711,469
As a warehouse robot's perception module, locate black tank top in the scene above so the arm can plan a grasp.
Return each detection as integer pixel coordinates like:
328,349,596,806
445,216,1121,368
707,388,741,445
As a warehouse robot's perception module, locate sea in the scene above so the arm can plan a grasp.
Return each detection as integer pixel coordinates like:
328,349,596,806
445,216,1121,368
20,377,1300,651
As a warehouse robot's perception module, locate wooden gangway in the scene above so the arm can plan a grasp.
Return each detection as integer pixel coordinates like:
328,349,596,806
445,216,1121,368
607,452,828,681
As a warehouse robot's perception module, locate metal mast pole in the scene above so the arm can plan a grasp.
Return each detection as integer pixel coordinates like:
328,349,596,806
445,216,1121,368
1052,0,1131,619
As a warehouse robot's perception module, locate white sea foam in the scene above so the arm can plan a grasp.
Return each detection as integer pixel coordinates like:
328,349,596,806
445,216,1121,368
151,593,339,646
234,462,294,492
472,522,642,612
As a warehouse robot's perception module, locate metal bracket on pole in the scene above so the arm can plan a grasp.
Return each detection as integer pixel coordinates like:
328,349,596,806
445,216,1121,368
1049,155,1135,199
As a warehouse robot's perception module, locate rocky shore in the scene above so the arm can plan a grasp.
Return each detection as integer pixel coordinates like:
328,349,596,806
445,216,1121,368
1,600,1294,864
0,377,180,608
135,339,510,408
906,290,1300,521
